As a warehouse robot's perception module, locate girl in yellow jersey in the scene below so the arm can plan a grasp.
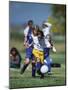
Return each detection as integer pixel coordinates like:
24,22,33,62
32,26,45,78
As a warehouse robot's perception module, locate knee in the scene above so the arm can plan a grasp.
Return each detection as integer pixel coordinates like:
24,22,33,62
24,58,30,64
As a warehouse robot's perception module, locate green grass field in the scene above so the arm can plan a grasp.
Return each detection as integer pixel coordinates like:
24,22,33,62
9,34,66,89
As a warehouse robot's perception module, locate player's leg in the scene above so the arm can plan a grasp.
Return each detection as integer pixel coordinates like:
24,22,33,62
20,48,31,74
32,49,40,74
36,60,42,75
46,57,52,72
44,48,50,58
40,53,44,78
32,49,44,78
44,48,52,73
36,61,44,79
35,58,44,78
20,58,30,74
36,53,43,75
32,60,36,77
44,56,53,75
36,52,44,78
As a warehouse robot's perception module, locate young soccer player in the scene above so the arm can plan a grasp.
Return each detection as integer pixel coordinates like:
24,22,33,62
42,22,56,74
20,20,36,77
32,26,45,78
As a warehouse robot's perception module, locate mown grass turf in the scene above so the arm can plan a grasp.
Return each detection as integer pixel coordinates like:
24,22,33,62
9,64,65,89
9,35,66,89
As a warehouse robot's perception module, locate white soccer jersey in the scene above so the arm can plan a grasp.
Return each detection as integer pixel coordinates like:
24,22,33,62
42,23,52,48
31,34,43,51
42,23,52,37
24,26,29,36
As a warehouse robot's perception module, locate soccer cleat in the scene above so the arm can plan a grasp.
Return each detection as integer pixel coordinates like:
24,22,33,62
40,74,44,79
37,69,41,75
32,75,36,78
48,72,52,75
51,63,61,68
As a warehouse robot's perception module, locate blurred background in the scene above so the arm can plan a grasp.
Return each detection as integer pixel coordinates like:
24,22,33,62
9,1,66,63
9,1,66,88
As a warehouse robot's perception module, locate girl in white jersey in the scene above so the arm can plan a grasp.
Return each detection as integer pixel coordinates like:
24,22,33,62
32,26,45,78
42,22,56,52
42,22,56,74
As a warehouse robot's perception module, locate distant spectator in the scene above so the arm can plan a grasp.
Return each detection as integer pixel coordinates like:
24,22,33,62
10,47,22,68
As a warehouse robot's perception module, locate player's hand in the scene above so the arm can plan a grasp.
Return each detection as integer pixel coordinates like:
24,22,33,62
52,46,56,53
24,42,30,48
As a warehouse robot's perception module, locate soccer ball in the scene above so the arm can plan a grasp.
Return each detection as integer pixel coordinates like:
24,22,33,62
40,65,48,74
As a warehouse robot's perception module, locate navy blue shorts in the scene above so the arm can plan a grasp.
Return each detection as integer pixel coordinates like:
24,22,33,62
25,47,34,60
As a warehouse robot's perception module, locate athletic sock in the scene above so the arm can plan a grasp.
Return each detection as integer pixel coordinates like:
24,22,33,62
40,73,44,79
36,62,42,75
20,64,28,74
36,62,41,69
32,63,36,77
48,64,51,72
